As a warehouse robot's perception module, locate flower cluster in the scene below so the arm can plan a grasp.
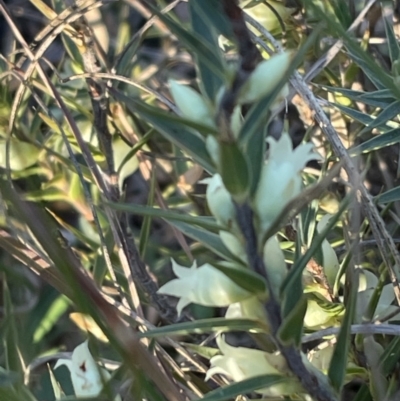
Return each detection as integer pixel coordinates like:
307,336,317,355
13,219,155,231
164,49,330,396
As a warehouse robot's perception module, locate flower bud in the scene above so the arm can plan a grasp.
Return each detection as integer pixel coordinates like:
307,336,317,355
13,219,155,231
169,80,215,128
237,52,292,105
202,174,236,229
157,260,252,316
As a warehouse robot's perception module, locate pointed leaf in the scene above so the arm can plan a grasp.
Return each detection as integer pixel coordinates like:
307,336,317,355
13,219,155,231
169,220,236,261
328,269,358,391
219,141,249,201
376,185,400,204
138,317,267,338
350,128,400,156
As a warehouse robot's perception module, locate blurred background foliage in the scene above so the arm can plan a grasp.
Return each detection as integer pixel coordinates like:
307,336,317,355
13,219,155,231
2,0,400,401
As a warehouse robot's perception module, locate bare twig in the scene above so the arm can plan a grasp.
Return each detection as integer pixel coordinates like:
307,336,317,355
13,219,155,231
303,323,400,344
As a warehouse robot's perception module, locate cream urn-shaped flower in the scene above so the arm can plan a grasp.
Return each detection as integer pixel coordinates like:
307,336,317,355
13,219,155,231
206,336,302,396
54,341,120,400
254,133,320,238
157,259,252,316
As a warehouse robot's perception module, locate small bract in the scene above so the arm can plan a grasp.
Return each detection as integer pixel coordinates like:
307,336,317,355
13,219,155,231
157,259,252,316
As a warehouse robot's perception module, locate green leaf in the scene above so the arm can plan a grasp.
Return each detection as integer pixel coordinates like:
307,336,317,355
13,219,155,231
351,384,372,401
219,141,249,201
189,1,226,100
139,317,267,338
0,139,40,171
359,100,400,133
381,1,400,64
33,295,70,343
350,128,400,156
113,32,143,77
278,296,307,346
376,185,400,203
245,124,266,196
213,263,267,294
190,0,234,41
0,367,20,387
318,85,395,108
330,0,352,28
201,375,290,401
23,187,68,202
169,220,236,261
328,269,358,392
180,342,220,359
380,336,400,376
357,89,395,107
0,387,33,401
105,202,221,231
2,280,24,378
331,102,380,127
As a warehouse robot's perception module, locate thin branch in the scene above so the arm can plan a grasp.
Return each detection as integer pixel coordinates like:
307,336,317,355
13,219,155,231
303,323,400,344
218,0,261,138
219,3,337,400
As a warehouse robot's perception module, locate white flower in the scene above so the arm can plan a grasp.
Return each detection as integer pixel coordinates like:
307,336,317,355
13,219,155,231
157,260,252,316
316,214,340,287
237,52,292,104
254,133,320,236
54,341,120,400
206,336,302,396
169,80,215,128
